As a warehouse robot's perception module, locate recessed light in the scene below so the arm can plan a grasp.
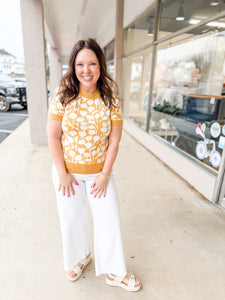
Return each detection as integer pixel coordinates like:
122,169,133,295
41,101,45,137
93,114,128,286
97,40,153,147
210,2,220,6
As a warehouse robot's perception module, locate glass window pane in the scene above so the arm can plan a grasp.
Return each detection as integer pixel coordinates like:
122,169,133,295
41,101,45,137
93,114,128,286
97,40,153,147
150,25,225,171
106,61,114,79
159,0,225,39
123,48,152,129
124,5,155,54
104,40,114,62
104,40,115,79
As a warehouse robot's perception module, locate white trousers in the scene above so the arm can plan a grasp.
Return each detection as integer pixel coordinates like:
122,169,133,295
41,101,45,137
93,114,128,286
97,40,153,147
52,166,127,277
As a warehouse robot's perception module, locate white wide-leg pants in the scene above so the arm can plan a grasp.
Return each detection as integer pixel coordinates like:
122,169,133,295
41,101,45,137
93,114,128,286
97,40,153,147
52,166,127,277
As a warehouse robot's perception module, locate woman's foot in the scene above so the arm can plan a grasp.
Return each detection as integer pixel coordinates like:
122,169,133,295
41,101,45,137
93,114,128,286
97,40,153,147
106,273,141,291
67,253,91,281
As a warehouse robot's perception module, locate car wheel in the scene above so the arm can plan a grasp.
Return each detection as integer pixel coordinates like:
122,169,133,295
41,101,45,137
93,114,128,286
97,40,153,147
0,95,11,112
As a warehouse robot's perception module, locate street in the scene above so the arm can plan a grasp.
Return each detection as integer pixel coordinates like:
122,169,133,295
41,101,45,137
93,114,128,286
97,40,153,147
0,104,28,143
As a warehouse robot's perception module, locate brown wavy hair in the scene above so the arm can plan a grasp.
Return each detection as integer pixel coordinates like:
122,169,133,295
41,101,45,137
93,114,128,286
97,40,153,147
58,38,118,107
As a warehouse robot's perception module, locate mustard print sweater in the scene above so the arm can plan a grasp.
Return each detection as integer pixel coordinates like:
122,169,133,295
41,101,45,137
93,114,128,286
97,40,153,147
48,87,123,174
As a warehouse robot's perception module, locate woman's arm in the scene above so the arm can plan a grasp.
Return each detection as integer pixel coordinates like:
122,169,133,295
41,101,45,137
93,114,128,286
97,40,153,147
91,125,122,198
102,125,122,176
46,119,78,197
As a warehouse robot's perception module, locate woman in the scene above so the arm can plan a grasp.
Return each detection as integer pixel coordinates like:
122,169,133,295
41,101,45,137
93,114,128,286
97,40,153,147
47,38,141,292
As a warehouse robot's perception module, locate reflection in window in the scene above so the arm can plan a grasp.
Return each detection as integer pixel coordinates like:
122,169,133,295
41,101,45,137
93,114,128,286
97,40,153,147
104,40,115,79
124,5,155,54
150,30,225,170
124,49,152,128
159,0,225,39
106,61,115,79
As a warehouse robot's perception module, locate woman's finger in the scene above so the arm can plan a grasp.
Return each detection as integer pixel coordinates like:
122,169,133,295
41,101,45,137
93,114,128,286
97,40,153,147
94,188,104,198
90,186,97,194
93,187,99,197
72,177,79,186
65,186,69,198
91,181,96,189
62,186,65,197
70,184,75,196
98,189,104,199
92,186,103,196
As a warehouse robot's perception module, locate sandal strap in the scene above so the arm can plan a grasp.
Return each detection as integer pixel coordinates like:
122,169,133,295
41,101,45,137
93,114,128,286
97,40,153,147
108,273,124,282
80,255,91,266
108,273,136,288
127,273,136,288
71,265,83,274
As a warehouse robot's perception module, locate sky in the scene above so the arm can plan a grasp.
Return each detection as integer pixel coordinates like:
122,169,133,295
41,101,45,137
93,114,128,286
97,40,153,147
0,0,24,62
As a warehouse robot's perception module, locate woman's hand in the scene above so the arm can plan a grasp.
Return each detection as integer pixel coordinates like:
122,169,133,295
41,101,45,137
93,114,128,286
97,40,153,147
58,173,79,197
91,173,109,198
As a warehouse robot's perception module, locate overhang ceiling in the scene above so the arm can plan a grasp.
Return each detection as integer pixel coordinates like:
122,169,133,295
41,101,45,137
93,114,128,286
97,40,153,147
42,0,116,64
42,0,225,65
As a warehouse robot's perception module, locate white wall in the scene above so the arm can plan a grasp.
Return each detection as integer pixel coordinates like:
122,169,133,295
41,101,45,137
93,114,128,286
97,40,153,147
97,13,116,48
124,0,155,28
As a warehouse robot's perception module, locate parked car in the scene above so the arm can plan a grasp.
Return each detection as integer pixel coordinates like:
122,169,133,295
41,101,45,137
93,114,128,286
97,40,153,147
0,73,27,112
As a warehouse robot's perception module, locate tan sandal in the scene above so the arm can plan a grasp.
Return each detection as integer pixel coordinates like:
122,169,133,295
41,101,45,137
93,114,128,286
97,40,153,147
67,254,91,281
106,273,141,292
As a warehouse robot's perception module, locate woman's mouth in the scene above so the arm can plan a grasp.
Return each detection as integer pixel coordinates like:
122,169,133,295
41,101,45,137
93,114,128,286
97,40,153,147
82,76,93,81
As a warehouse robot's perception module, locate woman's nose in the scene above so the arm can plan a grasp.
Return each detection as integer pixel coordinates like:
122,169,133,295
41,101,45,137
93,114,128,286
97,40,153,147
83,65,90,72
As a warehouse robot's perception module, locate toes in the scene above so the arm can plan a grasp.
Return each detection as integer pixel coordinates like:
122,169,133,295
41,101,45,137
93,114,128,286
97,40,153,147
135,278,141,287
106,274,114,281
68,270,77,277
123,274,129,284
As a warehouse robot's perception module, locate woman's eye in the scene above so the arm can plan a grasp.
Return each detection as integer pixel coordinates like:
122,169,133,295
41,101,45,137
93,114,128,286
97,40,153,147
77,64,82,67
91,63,96,66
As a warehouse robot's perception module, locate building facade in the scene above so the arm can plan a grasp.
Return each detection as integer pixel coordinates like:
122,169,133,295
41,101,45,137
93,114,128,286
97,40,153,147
0,49,25,75
102,0,225,210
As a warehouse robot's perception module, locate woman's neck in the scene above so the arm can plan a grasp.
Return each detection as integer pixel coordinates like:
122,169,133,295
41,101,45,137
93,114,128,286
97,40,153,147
80,84,97,93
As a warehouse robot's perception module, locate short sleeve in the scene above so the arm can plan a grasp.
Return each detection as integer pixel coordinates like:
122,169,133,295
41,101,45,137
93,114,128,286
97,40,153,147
111,96,123,126
48,87,65,121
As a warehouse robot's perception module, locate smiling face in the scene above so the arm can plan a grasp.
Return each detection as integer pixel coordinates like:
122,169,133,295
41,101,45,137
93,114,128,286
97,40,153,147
75,48,100,93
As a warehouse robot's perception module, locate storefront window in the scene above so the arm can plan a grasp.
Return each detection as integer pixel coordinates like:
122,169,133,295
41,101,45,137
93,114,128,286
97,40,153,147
123,48,152,129
159,0,225,39
124,5,155,54
150,27,225,171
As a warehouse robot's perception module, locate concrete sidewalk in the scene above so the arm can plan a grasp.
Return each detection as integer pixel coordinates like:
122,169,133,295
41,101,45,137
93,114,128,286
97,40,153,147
1,119,225,300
